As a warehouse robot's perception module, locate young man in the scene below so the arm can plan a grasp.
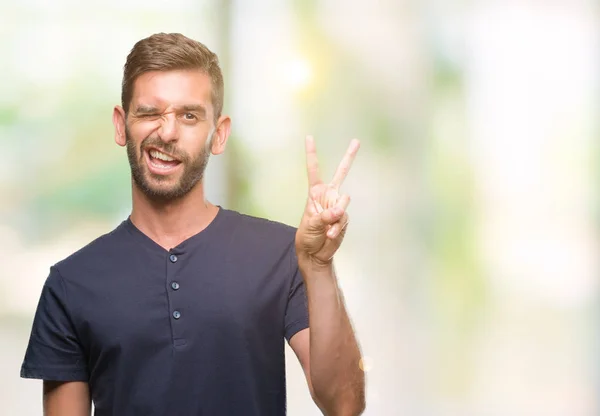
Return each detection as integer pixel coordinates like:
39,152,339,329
21,32,365,416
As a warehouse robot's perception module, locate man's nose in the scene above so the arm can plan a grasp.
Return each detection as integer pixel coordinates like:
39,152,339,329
157,113,179,142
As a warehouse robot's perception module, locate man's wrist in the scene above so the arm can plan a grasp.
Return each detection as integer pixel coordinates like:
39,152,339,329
297,253,335,275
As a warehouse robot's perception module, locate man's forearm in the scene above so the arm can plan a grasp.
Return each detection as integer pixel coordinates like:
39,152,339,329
299,259,365,415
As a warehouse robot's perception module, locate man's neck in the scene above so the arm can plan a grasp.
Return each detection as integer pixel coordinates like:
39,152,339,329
129,182,219,251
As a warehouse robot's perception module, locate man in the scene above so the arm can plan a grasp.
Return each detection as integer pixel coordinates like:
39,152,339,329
21,32,365,416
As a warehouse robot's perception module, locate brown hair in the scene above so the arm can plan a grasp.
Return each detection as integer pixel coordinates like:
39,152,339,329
121,33,224,122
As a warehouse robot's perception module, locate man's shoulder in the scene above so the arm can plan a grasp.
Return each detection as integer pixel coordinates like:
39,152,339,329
221,209,299,267
53,220,129,273
225,209,297,242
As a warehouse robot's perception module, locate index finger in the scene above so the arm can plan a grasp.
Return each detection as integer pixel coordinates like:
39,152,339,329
305,135,322,186
331,139,360,188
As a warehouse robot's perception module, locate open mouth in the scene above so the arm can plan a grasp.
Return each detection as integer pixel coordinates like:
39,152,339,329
144,148,182,174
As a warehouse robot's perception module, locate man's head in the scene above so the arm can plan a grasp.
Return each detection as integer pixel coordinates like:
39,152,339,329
112,33,231,201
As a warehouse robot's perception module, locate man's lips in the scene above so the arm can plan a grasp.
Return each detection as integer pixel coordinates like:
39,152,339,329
144,148,182,175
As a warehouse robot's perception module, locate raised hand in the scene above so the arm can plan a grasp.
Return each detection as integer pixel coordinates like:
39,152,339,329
295,135,360,267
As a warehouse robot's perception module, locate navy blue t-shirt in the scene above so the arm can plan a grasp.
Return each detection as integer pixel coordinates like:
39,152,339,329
20,207,310,415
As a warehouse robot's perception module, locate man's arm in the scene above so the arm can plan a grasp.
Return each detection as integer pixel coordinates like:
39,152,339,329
43,381,91,416
292,136,365,415
20,268,91,415
290,262,365,416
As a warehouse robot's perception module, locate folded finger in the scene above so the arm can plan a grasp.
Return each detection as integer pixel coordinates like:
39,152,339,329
327,213,350,238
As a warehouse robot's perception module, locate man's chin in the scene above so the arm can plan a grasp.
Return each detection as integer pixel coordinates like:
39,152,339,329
130,162,205,201
133,177,183,201
143,188,186,201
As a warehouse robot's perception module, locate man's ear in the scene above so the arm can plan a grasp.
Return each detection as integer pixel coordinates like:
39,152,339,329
210,115,231,155
113,106,127,147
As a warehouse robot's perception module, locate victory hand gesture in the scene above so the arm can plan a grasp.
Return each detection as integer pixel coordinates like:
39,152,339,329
295,136,360,267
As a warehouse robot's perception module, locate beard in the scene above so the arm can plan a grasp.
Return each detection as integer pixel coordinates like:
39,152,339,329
125,127,211,202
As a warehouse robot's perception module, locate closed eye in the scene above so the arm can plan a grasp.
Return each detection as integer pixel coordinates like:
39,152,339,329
134,112,161,120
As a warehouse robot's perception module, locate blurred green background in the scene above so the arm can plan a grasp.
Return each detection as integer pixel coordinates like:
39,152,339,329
1,0,599,414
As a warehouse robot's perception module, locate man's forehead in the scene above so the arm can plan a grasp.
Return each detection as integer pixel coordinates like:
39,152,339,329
131,70,213,109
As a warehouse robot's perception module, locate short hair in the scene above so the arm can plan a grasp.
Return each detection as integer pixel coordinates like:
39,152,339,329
121,33,224,122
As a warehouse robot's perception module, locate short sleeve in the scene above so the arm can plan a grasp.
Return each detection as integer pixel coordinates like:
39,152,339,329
20,266,89,381
284,247,309,342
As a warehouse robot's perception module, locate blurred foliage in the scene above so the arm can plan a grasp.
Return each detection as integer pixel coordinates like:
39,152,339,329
224,134,266,218
290,0,487,398
6,74,128,242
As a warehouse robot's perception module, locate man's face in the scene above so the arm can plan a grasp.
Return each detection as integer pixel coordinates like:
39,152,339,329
124,70,216,201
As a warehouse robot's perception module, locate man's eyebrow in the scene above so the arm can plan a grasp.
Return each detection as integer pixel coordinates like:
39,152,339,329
133,105,160,115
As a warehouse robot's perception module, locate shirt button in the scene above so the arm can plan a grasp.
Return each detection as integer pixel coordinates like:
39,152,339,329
173,310,181,319
171,282,180,290
169,254,178,263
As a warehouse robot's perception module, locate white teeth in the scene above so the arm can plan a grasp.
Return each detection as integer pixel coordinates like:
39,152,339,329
149,150,175,162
